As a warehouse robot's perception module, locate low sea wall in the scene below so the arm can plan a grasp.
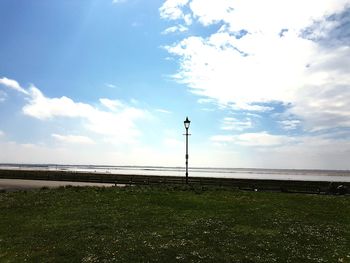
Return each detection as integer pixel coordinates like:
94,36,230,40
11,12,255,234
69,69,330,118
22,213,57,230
0,169,349,194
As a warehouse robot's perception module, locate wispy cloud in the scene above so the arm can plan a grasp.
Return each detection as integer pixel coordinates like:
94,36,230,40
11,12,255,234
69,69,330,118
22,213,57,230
155,108,172,114
221,117,252,131
236,132,294,146
0,90,7,102
105,83,117,89
211,132,293,147
52,134,95,145
197,98,215,104
99,98,124,111
279,119,301,130
0,77,28,95
162,25,188,34
0,130,4,137
112,0,126,4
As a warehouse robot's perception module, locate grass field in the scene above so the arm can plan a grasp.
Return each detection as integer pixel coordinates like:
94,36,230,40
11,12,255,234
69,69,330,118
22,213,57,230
0,185,349,262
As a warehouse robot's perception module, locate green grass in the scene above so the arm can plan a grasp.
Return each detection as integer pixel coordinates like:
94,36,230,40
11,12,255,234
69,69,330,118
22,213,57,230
0,185,349,262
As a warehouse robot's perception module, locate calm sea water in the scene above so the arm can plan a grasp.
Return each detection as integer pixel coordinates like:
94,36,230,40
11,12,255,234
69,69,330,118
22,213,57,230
1,164,350,182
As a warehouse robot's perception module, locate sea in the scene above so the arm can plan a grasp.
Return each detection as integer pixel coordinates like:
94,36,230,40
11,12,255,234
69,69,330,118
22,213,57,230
1,164,350,182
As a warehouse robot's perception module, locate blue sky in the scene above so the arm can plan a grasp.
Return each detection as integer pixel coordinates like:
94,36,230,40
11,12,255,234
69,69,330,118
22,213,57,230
1,0,350,169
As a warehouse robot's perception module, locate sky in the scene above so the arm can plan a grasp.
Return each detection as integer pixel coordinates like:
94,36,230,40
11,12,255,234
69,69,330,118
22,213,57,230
0,0,350,169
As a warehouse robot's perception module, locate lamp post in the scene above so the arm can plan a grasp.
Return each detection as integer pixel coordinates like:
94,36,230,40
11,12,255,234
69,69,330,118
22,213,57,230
184,117,191,184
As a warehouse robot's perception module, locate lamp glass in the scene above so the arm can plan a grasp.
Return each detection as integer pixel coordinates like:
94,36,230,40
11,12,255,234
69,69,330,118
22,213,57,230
184,117,191,129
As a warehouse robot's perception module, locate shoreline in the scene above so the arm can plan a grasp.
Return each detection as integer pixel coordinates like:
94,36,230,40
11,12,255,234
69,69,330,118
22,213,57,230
0,168,349,194
1,167,350,182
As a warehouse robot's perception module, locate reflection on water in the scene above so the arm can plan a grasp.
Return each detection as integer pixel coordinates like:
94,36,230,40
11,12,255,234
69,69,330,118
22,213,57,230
1,164,350,182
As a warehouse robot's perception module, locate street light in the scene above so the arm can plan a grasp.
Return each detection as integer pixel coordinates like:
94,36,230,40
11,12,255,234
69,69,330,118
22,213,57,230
184,117,191,184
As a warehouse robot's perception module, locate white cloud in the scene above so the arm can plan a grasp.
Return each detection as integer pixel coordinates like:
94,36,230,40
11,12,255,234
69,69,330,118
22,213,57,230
253,135,350,169
159,0,190,20
183,14,192,25
189,0,235,26
211,131,293,146
0,76,153,151
163,0,350,132
155,108,172,114
279,119,301,130
165,32,316,106
105,83,117,88
0,130,4,137
231,103,273,112
21,85,149,145
289,84,350,131
23,86,93,120
209,130,350,169
0,77,28,95
197,98,215,104
189,0,348,33
162,25,188,34
99,98,124,111
221,117,252,131
52,134,95,145
236,132,293,146
210,134,236,143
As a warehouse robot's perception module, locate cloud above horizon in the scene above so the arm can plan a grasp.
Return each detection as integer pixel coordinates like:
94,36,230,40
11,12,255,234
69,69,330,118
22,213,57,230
0,77,150,146
211,131,294,147
0,77,29,95
161,0,350,132
52,133,95,145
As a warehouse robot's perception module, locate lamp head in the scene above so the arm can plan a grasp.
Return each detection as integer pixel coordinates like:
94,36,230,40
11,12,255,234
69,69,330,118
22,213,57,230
184,117,191,129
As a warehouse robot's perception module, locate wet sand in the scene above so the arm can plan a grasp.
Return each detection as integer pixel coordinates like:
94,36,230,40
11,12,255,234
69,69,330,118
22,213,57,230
0,179,115,192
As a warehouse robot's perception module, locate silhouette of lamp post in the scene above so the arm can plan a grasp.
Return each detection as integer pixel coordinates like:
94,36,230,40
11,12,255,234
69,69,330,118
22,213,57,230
184,117,191,184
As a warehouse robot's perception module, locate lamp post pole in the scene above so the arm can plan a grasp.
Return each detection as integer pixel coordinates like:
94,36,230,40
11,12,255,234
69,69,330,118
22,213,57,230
185,126,189,184
184,117,191,184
